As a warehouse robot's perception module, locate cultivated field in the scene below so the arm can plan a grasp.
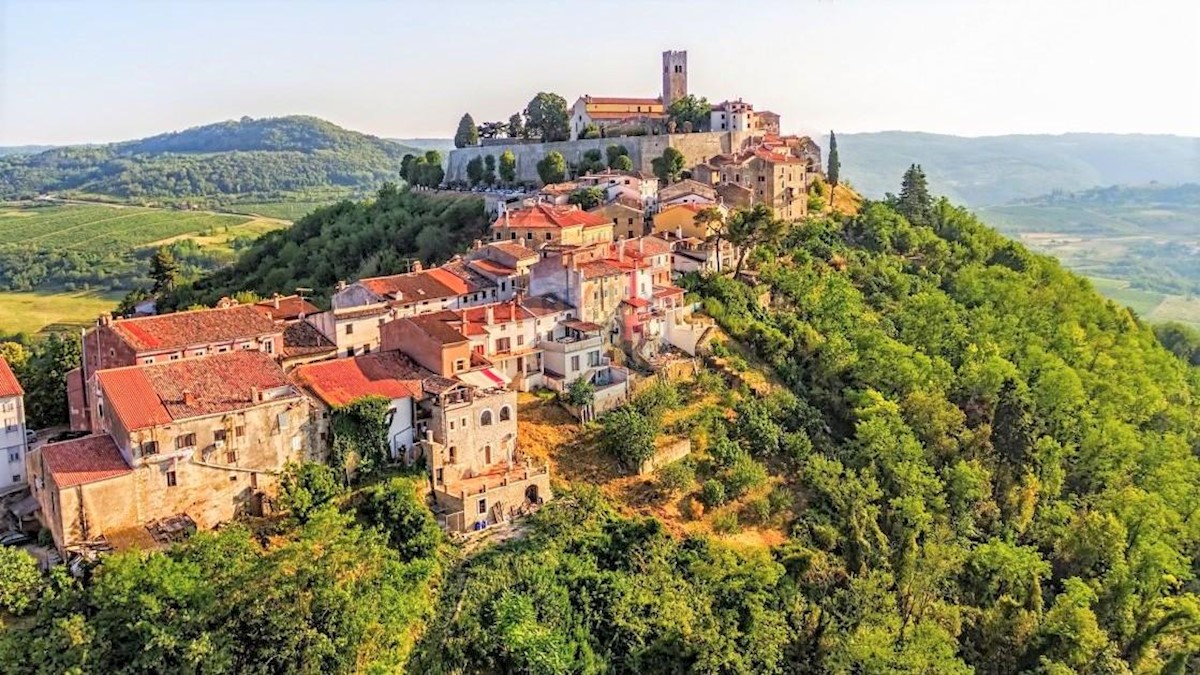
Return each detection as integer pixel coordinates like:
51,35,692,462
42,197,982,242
0,203,255,253
1088,276,1200,329
0,290,122,337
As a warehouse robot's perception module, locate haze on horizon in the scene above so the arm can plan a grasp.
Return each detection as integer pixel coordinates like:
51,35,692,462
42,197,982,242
1,0,1197,146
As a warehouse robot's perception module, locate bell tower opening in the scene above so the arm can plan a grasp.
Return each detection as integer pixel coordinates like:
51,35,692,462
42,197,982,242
662,50,688,108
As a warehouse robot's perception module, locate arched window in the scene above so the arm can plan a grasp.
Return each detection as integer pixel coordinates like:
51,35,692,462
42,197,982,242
499,406,512,422
480,410,493,426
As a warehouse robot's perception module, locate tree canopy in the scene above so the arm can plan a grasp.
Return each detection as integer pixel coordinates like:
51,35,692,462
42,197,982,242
523,93,570,143
453,113,480,149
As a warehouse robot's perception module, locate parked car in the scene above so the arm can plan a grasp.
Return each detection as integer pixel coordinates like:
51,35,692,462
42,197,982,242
0,531,32,547
47,430,88,444
25,429,37,445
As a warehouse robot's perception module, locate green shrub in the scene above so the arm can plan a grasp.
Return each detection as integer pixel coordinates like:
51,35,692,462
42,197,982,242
632,380,680,423
700,479,727,508
656,459,696,496
359,477,443,562
747,497,772,524
0,546,41,615
712,510,739,534
278,461,344,522
722,455,768,499
710,340,730,358
603,407,658,472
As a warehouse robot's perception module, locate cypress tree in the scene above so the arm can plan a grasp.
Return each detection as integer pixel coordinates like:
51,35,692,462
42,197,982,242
898,164,932,225
454,113,479,148
827,130,840,187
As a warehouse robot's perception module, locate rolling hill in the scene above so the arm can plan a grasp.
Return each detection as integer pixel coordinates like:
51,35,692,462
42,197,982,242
0,116,420,204
835,131,1200,205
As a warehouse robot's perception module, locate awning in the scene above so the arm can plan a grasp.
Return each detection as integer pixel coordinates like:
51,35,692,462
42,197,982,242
457,368,510,389
9,493,39,519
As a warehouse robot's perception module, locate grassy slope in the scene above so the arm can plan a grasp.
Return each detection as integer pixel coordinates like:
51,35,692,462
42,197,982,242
0,289,121,336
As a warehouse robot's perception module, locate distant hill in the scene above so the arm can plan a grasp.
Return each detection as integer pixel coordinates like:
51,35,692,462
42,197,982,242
390,138,454,155
0,116,420,204
0,145,57,157
836,131,1200,205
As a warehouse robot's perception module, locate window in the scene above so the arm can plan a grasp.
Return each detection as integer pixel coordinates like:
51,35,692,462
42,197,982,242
499,406,512,422
545,232,552,240
758,175,765,182
142,358,154,365
570,355,581,371
169,354,181,361
449,419,455,431
277,412,290,430
436,468,444,484
214,429,227,443
263,340,274,354
176,434,196,450
346,348,355,358
235,426,245,438
226,450,237,464
166,471,177,487
461,416,469,428
345,323,355,335
588,350,601,367
363,343,372,354
193,349,206,357
517,334,524,347
480,410,493,426
11,475,20,484
448,446,457,464
454,359,466,372
628,217,634,225
217,346,229,353
8,451,20,463
526,232,532,240
496,337,511,353
250,472,258,489
141,440,159,456
478,498,487,515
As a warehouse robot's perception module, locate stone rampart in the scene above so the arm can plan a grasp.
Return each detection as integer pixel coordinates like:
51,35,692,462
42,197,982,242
446,131,755,184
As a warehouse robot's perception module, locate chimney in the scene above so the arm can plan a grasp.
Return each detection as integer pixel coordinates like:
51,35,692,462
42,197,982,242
337,280,347,291
250,386,260,402
183,391,196,407
412,260,423,272
98,313,112,327
676,226,683,239
473,239,482,250
272,293,281,309
639,238,645,255
485,305,494,325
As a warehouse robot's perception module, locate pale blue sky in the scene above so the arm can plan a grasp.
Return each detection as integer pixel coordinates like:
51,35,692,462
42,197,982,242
2,0,1197,145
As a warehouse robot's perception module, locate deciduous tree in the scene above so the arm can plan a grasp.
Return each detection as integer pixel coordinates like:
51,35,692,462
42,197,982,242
524,93,570,142
536,151,567,185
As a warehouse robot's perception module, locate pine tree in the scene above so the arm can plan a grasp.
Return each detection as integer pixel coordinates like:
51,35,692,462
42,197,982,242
827,130,840,187
898,164,932,225
453,113,479,149
150,247,179,294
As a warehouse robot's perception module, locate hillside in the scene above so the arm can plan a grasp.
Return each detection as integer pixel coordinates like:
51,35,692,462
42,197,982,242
0,116,420,204
837,131,1200,205
164,185,489,310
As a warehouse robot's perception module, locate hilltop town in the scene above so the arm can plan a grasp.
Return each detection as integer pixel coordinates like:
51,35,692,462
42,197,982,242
0,49,840,557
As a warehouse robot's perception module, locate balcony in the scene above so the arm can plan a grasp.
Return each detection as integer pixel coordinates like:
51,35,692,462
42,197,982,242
539,333,603,354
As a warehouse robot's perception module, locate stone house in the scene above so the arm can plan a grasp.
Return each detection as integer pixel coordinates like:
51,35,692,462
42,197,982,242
657,179,718,209
0,357,27,491
491,203,614,248
528,252,626,326
652,202,730,240
464,240,540,289
32,350,314,554
576,169,659,210
698,147,808,221
291,351,426,464
71,303,285,431
590,200,647,241
325,262,506,358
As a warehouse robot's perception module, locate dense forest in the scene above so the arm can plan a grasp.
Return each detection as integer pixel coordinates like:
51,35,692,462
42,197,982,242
5,176,1200,673
0,116,417,203
163,186,490,309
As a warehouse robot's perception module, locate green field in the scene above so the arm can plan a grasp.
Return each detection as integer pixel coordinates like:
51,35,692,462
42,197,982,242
0,203,254,252
227,200,337,221
0,290,122,337
1087,276,1200,329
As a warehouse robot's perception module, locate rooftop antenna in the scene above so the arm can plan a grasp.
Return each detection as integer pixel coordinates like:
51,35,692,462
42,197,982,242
295,287,313,302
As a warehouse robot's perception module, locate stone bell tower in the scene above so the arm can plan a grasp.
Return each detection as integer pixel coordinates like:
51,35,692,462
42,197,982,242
662,50,688,107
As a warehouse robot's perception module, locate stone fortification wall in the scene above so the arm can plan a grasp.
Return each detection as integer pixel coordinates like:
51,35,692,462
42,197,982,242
446,131,756,184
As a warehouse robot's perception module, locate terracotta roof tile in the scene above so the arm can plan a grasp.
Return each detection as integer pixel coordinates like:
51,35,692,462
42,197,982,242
493,203,608,230
479,241,538,261
582,96,663,107
253,295,320,322
293,351,431,407
97,351,296,431
282,321,337,358
0,357,22,398
359,269,459,303
109,305,281,353
41,434,131,488
403,315,470,345
467,259,518,277
577,260,624,279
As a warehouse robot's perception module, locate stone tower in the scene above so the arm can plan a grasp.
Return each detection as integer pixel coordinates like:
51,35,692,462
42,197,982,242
662,50,688,107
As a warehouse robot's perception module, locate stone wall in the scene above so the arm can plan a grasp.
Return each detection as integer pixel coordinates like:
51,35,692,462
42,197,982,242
446,131,756,184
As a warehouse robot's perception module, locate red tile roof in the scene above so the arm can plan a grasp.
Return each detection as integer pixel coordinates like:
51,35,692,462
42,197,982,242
41,434,131,488
583,111,668,121
282,321,337,358
0,357,22,398
293,352,430,407
97,351,296,431
109,305,281,353
614,236,673,260
467,259,518,278
582,96,663,107
577,260,624,280
359,269,459,304
480,241,538,261
404,315,470,346
493,203,608,230
253,295,320,322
